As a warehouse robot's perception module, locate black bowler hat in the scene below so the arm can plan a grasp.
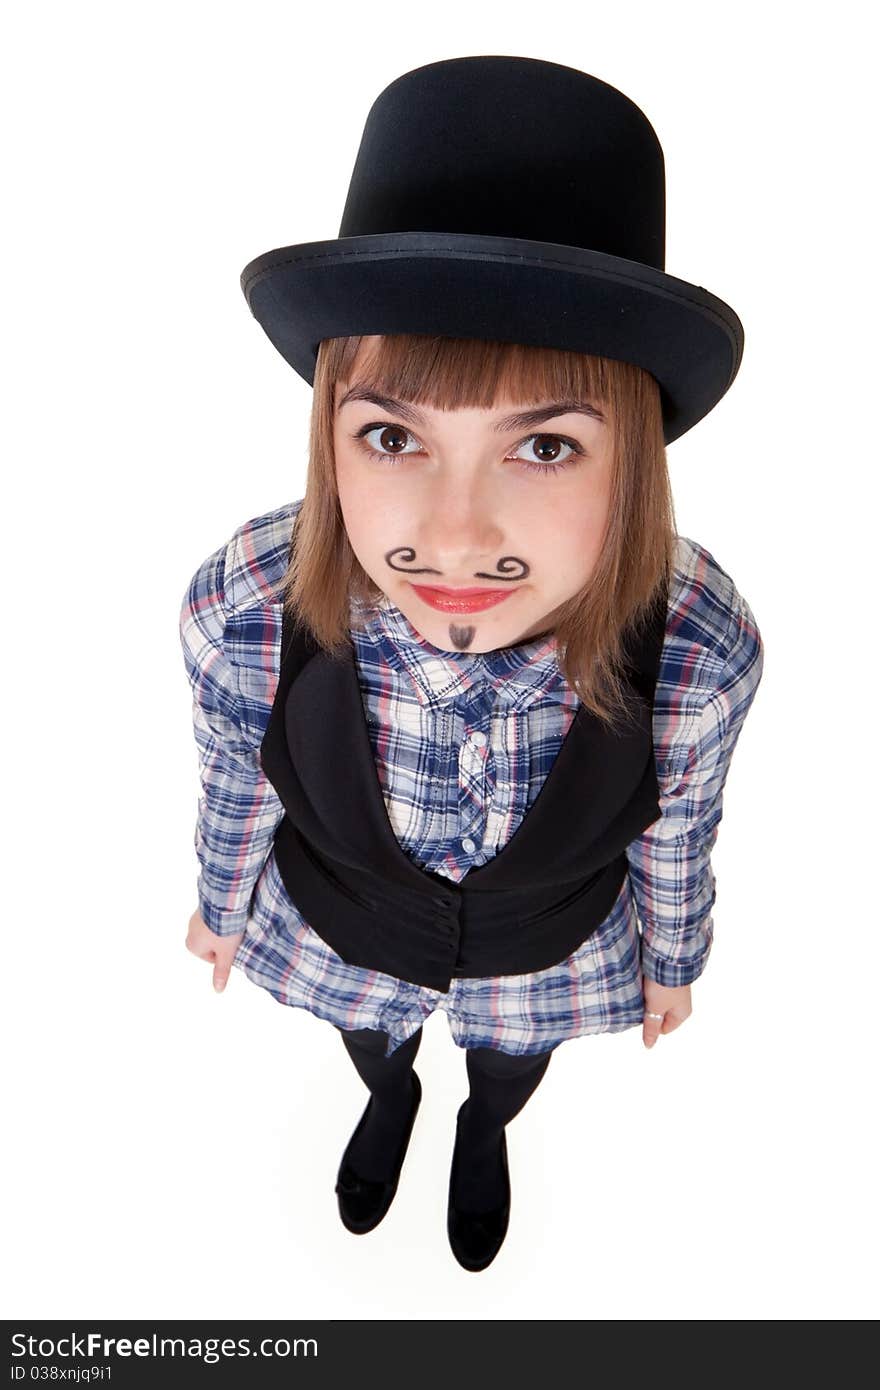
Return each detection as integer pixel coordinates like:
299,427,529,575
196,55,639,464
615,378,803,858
240,54,744,445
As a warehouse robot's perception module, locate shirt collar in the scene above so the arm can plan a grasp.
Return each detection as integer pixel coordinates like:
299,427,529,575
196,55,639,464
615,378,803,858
352,592,568,710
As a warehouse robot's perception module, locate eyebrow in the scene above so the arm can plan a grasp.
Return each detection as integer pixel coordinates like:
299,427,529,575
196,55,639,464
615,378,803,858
336,386,606,430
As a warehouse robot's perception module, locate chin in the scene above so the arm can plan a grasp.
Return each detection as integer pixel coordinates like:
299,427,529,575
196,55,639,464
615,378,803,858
412,608,551,654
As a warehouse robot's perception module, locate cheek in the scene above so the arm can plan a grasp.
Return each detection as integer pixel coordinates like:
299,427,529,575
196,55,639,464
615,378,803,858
334,445,361,506
335,454,410,555
336,449,371,523
529,484,610,582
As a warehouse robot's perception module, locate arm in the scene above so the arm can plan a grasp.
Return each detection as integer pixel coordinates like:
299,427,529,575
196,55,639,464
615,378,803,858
627,595,765,989
179,536,284,939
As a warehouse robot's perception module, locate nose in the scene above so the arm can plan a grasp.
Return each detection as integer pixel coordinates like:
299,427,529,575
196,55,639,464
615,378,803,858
417,474,505,573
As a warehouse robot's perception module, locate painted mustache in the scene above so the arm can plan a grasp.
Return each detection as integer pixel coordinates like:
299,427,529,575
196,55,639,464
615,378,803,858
384,548,530,582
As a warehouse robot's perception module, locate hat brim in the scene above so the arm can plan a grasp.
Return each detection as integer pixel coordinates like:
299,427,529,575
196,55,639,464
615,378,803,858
240,231,743,445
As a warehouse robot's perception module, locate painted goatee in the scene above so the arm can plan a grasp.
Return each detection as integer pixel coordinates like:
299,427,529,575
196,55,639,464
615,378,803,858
449,623,476,650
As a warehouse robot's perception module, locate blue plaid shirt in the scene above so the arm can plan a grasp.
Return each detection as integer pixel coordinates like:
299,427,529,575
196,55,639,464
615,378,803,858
179,498,764,1056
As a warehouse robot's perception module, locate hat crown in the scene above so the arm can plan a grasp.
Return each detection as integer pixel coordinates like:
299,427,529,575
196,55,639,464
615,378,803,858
338,55,666,271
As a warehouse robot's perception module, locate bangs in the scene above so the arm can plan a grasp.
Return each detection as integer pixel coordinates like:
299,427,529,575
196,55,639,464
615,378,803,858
324,333,616,416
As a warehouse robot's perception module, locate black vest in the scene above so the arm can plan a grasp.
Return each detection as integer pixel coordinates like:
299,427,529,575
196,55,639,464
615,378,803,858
259,554,667,994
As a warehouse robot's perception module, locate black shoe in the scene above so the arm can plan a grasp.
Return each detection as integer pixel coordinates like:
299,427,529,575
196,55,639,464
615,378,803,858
335,1071,422,1234
447,1101,511,1272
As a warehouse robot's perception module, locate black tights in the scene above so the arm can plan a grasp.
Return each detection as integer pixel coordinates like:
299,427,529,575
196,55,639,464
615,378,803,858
337,1024,555,1203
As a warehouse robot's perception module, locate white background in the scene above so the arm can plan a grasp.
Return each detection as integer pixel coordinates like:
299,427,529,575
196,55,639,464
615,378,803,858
3,0,876,1322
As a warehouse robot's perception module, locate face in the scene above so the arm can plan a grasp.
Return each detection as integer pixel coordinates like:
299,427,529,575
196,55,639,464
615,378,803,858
333,341,614,654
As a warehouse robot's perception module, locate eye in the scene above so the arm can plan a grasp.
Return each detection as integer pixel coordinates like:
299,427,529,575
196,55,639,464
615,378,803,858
511,434,582,473
355,423,423,462
352,422,586,476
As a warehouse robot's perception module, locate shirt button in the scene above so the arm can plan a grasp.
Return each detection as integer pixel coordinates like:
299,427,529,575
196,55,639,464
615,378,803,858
461,837,477,854
469,731,487,748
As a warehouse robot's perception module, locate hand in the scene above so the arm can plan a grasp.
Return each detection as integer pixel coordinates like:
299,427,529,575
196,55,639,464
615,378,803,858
642,979,692,1049
185,907,245,993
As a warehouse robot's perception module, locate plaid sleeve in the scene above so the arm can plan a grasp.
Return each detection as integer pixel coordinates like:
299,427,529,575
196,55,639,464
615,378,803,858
179,536,284,936
627,595,765,987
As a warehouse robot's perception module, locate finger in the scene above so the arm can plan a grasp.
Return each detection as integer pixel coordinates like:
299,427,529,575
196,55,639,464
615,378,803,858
212,959,232,993
642,1010,665,1048
186,938,215,964
661,1010,691,1034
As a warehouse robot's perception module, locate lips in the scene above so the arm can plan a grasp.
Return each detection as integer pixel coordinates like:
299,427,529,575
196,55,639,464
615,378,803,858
409,583,516,614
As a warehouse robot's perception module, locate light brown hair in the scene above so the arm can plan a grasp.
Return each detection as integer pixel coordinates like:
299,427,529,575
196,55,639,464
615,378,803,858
284,333,677,731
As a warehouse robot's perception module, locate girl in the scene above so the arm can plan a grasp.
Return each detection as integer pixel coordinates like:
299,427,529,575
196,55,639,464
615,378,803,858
180,56,764,1273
